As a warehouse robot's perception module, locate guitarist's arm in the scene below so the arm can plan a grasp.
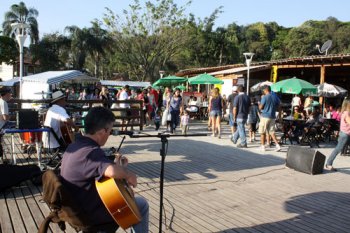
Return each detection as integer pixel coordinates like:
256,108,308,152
104,164,137,188
65,117,80,132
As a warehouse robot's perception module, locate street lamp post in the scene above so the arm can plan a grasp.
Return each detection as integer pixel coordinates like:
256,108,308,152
243,52,254,96
159,70,165,79
11,22,30,99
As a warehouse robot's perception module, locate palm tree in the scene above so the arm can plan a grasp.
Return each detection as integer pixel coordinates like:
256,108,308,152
2,1,39,44
86,20,112,78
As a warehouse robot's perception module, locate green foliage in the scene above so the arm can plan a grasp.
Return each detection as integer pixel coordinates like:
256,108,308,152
2,1,39,44
30,33,70,71
4,1,350,79
103,0,192,82
0,36,18,64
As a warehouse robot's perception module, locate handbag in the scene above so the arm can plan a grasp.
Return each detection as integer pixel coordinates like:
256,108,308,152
167,111,172,121
162,109,168,126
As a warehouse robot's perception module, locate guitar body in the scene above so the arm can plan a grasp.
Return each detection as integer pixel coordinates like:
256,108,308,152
60,123,75,145
95,177,141,229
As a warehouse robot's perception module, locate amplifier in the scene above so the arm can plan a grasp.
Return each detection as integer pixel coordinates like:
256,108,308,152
17,110,39,129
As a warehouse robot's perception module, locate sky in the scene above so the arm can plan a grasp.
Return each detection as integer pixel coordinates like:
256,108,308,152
1,0,350,38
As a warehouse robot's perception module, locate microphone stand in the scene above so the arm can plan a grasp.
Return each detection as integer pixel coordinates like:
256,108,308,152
131,132,207,233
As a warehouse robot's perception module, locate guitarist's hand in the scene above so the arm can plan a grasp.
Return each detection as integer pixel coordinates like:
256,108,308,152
126,171,137,188
115,153,129,167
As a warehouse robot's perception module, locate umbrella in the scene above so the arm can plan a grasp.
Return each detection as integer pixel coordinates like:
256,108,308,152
174,85,186,91
271,77,317,95
188,73,224,85
250,81,273,93
315,82,348,97
152,75,187,87
314,82,348,117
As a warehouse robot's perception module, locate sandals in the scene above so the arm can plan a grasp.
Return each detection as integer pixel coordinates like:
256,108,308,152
325,165,338,171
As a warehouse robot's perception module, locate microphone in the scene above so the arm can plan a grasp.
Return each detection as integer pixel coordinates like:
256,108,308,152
110,129,134,136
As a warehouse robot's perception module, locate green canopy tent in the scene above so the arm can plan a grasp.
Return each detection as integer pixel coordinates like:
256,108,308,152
271,77,317,116
188,73,223,95
271,77,317,96
188,73,224,85
152,75,187,87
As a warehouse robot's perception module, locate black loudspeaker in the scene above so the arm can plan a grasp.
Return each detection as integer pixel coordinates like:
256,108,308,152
286,146,326,175
17,109,39,129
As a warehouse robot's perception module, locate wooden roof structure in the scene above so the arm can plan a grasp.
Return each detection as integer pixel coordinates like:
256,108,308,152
175,54,350,92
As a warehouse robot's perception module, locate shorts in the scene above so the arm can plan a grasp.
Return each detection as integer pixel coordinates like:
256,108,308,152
258,117,276,134
210,110,221,118
229,113,237,127
248,123,257,132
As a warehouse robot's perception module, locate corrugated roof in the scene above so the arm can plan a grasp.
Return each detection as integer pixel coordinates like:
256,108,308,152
23,70,97,84
176,54,350,77
208,65,270,76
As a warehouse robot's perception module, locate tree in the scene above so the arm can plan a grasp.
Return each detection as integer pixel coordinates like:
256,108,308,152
85,20,113,79
0,36,18,64
64,25,90,70
30,32,71,71
103,0,192,82
2,1,39,44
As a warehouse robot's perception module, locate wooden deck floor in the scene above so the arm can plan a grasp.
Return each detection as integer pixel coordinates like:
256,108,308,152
1,121,350,233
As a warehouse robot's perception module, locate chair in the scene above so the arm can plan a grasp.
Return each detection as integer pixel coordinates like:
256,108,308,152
42,127,67,170
39,170,118,233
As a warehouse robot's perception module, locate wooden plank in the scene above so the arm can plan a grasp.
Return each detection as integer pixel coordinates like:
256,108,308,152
0,191,14,233
5,189,26,233
12,184,38,232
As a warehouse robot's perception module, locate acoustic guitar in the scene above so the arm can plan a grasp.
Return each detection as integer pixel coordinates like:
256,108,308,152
60,123,75,145
95,177,142,229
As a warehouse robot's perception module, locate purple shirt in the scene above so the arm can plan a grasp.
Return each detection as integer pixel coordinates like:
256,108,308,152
60,135,114,225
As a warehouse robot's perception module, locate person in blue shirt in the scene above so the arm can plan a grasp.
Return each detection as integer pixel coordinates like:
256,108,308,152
259,86,281,151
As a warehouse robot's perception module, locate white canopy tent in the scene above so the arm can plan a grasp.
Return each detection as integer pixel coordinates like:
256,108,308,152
0,77,20,87
21,70,97,101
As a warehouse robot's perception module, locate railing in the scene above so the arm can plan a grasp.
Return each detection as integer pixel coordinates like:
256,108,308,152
8,99,144,131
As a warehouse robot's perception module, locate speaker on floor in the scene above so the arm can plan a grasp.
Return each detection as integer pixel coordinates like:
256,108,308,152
17,109,39,129
286,146,325,175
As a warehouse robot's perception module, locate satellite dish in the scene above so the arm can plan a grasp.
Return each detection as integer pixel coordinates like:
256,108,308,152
316,40,332,55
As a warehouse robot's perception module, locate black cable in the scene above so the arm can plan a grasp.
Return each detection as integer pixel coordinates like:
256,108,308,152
135,167,285,232
137,167,285,193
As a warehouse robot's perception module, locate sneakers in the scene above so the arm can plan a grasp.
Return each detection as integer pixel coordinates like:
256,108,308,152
231,137,237,144
218,134,221,139
237,144,247,148
275,144,281,152
211,133,216,137
260,145,266,151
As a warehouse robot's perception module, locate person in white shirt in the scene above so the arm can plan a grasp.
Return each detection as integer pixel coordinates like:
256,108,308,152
42,90,76,150
0,87,12,130
0,87,13,159
291,94,301,109
118,85,131,130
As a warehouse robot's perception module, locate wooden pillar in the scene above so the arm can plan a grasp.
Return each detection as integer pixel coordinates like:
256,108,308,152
319,65,325,104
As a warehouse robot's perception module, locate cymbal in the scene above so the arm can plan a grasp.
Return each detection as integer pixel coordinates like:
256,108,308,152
34,91,52,95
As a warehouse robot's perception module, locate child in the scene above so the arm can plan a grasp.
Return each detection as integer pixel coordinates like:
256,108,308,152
247,98,259,142
180,111,190,135
154,109,162,131
166,110,172,132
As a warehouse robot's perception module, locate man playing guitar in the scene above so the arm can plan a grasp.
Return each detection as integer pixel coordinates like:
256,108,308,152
60,106,149,232
42,90,77,150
